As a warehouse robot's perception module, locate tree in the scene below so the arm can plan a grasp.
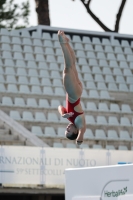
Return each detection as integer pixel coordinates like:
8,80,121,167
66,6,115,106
0,0,30,30
35,0,127,33
73,0,127,32
35,0,50,26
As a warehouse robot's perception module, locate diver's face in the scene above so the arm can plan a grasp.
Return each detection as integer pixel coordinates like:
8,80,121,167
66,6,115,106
65,123,77,136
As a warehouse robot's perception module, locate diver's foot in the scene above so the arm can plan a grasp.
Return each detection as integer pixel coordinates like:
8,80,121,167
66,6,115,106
58,30,69,43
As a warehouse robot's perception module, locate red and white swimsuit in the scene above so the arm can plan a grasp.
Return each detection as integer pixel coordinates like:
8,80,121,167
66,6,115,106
65,94,83,125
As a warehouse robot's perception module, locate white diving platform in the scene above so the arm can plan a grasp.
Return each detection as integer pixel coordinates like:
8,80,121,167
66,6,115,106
65,164,133,200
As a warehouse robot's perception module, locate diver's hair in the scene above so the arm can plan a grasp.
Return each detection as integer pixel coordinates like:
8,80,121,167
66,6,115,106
66,132,78,140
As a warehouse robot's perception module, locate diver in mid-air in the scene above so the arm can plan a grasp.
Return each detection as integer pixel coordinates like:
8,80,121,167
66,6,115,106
57,30,86,145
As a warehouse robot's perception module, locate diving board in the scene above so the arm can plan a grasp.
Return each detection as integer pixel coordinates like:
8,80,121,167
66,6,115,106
65,164,133,200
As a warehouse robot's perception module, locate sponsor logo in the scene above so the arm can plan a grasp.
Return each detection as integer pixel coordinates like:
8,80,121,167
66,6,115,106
104,187,127,197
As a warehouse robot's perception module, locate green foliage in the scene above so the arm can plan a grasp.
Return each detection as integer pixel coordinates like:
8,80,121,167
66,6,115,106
0,0,30,30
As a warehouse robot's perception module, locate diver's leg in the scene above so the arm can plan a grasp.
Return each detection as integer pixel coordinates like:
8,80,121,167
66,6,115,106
58,31,82,101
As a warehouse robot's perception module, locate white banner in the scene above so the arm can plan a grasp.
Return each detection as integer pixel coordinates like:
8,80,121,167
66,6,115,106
0,146,133,188
0,146,43,185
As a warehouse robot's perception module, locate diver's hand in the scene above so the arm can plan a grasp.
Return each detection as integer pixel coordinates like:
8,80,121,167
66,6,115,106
62,112,74,118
